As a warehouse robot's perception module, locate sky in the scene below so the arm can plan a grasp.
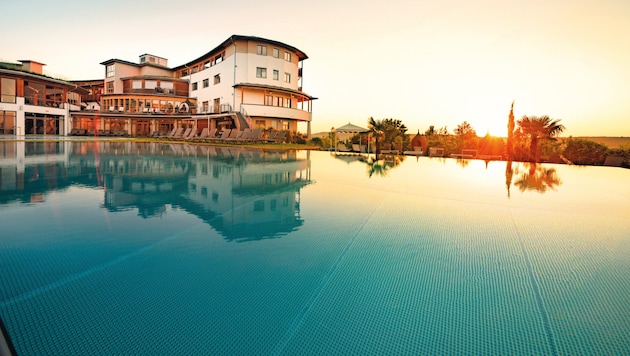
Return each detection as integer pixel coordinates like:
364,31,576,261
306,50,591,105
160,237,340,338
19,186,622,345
2,0,629,137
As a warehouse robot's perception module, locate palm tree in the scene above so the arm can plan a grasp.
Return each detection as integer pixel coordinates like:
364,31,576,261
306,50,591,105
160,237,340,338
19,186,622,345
367,117,385,154
516,115,565,162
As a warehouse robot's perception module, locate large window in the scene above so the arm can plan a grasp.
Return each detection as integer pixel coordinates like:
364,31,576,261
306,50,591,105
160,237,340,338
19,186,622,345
132,80,142,89
284,52,292,62
192,82,198,91
273,70,279,81
144,80,157,89
106,81,114,94
257,45,267,56
1,78,16,103
202,79,209,88
256,67,267,78
106,65,115,78
0,111,16,134
284,73,291,83
273,48,279,58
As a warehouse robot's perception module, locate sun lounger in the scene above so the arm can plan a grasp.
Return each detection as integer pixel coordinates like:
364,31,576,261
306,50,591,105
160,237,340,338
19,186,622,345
161,127,178,138
184,128,198,140
191,127,208,141
381,143,399,155
337,143,351,152
222,129,241,141
268,131,286,143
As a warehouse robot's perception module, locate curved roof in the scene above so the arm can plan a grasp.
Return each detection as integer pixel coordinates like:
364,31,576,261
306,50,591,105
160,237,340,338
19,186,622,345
174,35,309,71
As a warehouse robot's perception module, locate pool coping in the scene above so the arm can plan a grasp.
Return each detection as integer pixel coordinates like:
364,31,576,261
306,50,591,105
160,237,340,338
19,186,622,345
0,317,16,356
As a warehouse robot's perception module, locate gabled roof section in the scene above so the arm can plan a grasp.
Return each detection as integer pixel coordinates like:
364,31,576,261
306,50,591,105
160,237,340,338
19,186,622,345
173,35,309,71
99,58,171,70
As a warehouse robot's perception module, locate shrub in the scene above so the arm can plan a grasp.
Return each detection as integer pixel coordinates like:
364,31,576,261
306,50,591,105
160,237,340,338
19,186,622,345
563,138,609,165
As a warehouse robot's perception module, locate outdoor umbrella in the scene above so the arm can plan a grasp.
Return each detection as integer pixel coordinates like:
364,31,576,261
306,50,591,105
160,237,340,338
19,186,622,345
334,122,370,152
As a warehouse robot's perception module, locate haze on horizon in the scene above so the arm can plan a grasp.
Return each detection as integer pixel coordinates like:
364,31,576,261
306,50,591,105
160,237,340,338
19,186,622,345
2,0,628,137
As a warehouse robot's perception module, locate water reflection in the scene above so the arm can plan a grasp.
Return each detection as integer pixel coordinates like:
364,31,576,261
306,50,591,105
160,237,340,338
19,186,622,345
0,141,312,241
332,152,406,177
506,161,562,197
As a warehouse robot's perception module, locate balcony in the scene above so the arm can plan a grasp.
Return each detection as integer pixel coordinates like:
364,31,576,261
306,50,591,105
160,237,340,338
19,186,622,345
240,104,311,122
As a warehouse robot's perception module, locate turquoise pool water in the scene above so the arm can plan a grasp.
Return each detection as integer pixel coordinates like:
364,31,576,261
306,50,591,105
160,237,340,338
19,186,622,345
1,140,629,355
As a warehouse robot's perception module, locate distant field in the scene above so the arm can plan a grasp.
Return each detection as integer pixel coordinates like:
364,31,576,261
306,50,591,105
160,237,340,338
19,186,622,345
571,137,630,149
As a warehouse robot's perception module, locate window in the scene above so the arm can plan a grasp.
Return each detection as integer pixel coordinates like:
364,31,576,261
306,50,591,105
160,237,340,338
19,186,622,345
214,74,220,85
202,101,209,112
192,66,198,74
284,73,291,83
1,78,16,103
182,70,188,76
256,67,267,78
273,70,279,80
145,80,157,89
0,111,16,134
132,80,142,89
202,79,209,88
204,61,210,69
265,95,273,106
284,52,291,62
106,65,115,78
192,82,198,90
106,81,114,94
255,120,265,128
273,48,279,58
257,45,267,56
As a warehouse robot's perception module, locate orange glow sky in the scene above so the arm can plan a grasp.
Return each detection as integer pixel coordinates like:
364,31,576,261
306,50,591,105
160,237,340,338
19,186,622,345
2,0,629,137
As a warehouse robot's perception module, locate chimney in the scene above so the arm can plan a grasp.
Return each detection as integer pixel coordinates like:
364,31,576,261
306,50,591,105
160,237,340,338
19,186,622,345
18,60,46,74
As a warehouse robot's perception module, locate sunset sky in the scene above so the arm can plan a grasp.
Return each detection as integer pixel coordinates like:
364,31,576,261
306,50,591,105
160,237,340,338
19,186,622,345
2,0,629,137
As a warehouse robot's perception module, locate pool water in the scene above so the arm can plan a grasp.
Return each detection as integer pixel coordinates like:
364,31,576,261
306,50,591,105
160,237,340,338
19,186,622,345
1,141,629,355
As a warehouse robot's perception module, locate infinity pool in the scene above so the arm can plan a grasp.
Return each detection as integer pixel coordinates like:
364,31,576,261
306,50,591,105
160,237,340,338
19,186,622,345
1,140,629,355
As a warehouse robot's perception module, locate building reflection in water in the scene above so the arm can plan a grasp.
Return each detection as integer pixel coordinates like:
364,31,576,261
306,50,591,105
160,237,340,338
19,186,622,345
0,141,312,241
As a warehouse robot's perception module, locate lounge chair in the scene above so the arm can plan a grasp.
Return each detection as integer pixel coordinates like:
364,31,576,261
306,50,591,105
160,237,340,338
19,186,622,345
265,131,278,142
404,146,423,156
191,128,208,141
337,143,351,152
173,128,191,139
222,129,240,141
269,131,286,143
213,129,232,141
244,128,263,143
381,143,399,155
160,127,178,138
184,128,198,140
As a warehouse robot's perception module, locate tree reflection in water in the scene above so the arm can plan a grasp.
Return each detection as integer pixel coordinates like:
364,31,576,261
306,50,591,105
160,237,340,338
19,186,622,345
506,161,562,196
361,154,405,177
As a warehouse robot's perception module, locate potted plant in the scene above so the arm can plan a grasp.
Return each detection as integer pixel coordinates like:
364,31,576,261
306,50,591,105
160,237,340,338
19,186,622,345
130,99,136,113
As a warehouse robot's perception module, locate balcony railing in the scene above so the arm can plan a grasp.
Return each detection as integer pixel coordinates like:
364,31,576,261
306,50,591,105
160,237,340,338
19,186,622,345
197,103,233,114
123,88,189,96
24,96,65,108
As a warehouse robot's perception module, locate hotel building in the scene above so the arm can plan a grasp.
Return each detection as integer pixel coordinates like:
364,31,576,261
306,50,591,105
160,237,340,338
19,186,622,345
0,60,87,135
72,35,316,138
1,35,316,138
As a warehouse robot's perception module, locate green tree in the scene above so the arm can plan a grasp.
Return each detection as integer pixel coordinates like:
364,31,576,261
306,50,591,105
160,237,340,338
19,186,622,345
368,117,408,153
368,117,385,154
454,121,478,150
516,115,565,162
